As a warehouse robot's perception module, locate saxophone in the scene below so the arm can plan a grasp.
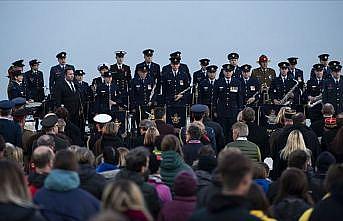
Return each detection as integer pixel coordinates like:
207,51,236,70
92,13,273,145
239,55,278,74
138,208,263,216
307,94,322,108
280,80,299,105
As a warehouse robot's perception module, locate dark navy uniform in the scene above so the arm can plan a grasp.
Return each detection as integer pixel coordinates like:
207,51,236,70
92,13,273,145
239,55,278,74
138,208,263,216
110,63,132,107
131,75,155,108
241,77,261,105
162,51,191,82
135,62,160,83
323,68,343,113
193,58,210,85
161,68,191,105
95,82,122,114
305,77,324,122
214,77,243,142
310,54,332,80
288,68,304,82
24,70,44,102
49,52,75,91
199,78,216,113
7,80,26,100
0,100,22,147
131,74,155,124
161,57,191,128
269,76,299,104
219,65,242,79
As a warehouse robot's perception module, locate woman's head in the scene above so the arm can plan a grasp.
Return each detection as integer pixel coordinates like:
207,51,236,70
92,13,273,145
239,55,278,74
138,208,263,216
161,134,181,152
253,162,268,179
331,127,343,155
0,160,30,205
280,130,307,160
3,143,23,168
75,147,95,166
102,180,152,221
117,147,129,167
276,107,291,125
144,127,160,147
275,168,313,205
103,122,119,136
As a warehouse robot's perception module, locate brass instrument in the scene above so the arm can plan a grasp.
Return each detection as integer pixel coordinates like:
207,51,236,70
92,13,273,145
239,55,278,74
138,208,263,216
149,83,157,104
280,80,299,105
246,90,260,105
261,83,270,104
175,86,191,101
307,94,322,108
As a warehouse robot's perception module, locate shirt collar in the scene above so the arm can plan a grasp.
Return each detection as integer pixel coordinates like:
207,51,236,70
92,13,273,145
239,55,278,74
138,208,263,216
236,137,248,141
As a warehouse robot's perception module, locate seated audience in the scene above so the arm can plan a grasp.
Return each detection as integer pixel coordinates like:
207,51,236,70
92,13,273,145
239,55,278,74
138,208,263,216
34,150,100,221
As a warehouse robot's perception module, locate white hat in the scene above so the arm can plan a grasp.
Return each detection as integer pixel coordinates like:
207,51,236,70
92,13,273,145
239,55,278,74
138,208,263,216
93,114,112,124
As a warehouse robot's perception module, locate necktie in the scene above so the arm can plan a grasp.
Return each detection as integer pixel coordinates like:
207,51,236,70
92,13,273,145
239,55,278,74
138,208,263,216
211,80,213,85
70,82,75,92
245,79,248,84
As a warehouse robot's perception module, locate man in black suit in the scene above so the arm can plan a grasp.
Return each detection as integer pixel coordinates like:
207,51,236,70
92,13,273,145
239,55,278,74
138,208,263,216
110,51,132,108
53,67,81,128
49,51,75,92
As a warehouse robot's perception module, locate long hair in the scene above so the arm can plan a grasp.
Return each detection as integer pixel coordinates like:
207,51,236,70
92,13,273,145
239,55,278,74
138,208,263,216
275,107,291,125
144,127,160,147
161,134,183,157
247,183,272,216
4,143,24,168
274,168,313,205
0,160,31,206
103,122,119,136
280,130,309,160
102,180,152,221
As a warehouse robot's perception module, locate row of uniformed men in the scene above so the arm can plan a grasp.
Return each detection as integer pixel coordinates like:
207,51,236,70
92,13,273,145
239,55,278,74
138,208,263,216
6,51,343,127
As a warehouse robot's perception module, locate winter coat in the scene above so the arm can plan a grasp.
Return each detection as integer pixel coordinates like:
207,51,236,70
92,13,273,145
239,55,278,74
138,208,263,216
195,170,212,193
148,175,172,204
28,172,48,197
0,203,46,221
158,196,196,221
34,169,100,221
189,194,261,221
159,150,192,187
78,164,107,199
272,196,311,221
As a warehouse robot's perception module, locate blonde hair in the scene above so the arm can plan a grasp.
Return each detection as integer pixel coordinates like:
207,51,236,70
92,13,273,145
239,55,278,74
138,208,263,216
117,147,129,167
4,143,23,168
102,180,153,221
192,121,206,135
144,127,160,147
103,122,119,136
280,130,309,160
276,107,291,125
0,160,31,206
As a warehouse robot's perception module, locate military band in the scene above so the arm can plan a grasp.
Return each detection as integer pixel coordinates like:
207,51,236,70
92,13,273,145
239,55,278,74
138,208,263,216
6,51,343,148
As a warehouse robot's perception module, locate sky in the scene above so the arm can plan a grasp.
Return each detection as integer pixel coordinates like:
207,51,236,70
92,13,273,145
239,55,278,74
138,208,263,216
1,0,342,99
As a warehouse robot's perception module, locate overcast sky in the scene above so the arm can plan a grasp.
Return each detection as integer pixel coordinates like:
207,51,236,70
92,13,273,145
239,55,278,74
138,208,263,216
1,1,342,99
